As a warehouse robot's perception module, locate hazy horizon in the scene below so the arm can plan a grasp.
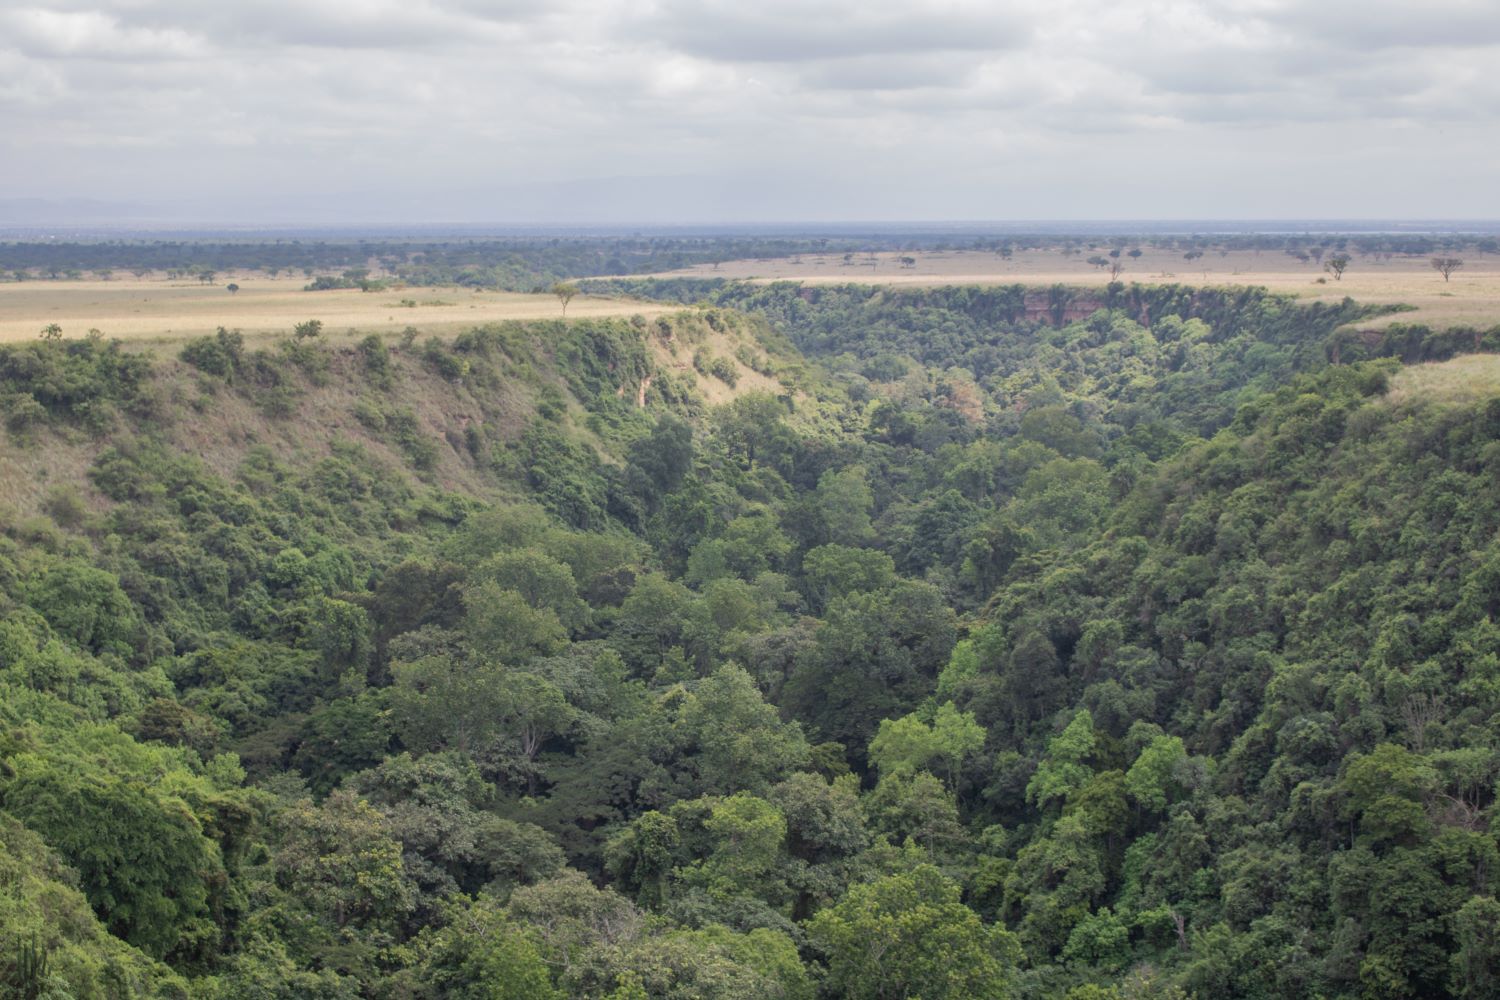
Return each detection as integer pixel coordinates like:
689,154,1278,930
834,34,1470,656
4,211,1500,241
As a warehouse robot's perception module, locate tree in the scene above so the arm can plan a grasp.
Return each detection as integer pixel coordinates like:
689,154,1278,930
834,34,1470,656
293,319,323,339
552,282,579,317
3,767,224,960
813,465,876,547
474,549,590,633
1324,254,1351,280
39,323,62,340
1432,257,1464,282
226,283,240,294
1125,733,1188,812
1026,709,1096,809
273,790,415,932
1452,896,1500,998
808,865,1018,1000
868,702,984,787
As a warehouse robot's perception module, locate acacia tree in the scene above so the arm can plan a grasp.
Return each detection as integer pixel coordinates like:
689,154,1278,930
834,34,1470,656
552,282,579,317
1432,257,1464,282
1325,254,1351,281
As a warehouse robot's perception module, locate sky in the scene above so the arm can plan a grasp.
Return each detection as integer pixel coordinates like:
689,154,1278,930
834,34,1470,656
1,0,1498,225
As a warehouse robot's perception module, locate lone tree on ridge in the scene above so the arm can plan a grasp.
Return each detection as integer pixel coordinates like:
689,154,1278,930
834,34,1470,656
552,282,578,317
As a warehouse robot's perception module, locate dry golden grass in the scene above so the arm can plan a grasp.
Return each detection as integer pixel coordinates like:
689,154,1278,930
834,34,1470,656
646,248,1500,332
1383,354,1500,407
0,274,674,347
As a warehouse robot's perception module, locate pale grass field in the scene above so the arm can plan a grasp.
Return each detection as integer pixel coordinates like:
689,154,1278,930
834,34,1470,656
0,274,674,347
1383,354,1500,407
648,248,1500,331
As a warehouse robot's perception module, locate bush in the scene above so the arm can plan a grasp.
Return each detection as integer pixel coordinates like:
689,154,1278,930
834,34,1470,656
179,327,244,378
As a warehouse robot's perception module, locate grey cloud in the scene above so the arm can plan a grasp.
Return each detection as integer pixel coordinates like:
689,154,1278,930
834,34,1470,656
2,0,1498,222
637,0,1033,62
1255,0,1500,49
795,52,983,91
22,0,526,52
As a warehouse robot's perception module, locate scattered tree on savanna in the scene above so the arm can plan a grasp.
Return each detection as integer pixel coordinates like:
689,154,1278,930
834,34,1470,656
226,283,240,295
39,323,62,340
1183,250,1204,262
294,319,323,339
1086,256,1111,270
1324,254,1351,281
1432,257,1464,282
1109,260,1125,280
552,282,579,317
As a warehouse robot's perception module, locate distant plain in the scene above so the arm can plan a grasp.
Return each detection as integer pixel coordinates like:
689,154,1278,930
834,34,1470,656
0,274,674,345
650,247,1500,331
6,246,1500,347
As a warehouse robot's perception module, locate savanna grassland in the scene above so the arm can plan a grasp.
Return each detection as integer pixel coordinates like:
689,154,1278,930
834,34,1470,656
650,246,1500,332
0,275,673,345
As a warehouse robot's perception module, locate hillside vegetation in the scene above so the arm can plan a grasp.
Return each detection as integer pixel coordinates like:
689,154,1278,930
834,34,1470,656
1,282,1499,1000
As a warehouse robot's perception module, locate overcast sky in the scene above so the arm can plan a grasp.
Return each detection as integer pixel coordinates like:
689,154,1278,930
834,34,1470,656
2,0,1498,224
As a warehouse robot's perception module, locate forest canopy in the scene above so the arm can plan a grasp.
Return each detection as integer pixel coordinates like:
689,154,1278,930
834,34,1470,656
2,273,1499,999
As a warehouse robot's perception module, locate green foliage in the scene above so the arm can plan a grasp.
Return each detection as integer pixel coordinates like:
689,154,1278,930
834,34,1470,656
0,726,237,965
6,275,1500,999
808,865,1018,1000
0,815,186,998
1026,710,1097,810
868,702,984,786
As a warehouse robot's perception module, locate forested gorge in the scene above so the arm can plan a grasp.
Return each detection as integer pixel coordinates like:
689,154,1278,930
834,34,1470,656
3,280,1500,999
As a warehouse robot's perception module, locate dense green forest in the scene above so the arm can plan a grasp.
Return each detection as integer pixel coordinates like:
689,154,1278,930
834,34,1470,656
3,277,1500,999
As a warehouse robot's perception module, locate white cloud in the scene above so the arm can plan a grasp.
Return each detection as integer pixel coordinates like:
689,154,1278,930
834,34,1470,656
2,7,205,59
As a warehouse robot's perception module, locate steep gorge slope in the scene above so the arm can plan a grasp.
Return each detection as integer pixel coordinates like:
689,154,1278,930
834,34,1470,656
1,289,1498,999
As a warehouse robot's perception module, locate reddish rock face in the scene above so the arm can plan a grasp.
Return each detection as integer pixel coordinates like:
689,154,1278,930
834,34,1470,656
1021,290,1111,326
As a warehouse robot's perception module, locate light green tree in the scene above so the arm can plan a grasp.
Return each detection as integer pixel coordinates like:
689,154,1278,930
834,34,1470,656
808,865,1018,1000
1026,709,1096,809
868,702,985,787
